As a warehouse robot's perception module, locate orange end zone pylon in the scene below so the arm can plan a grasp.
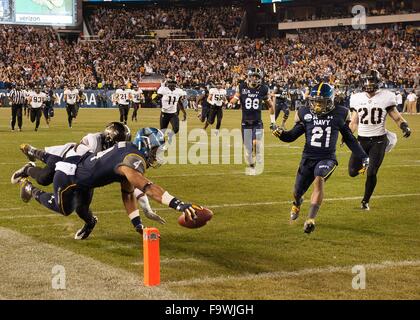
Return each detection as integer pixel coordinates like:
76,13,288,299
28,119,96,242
143,227,160,286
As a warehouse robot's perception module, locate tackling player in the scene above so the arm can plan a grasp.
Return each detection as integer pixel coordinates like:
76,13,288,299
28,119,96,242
17,128,200,239
272,82,369,233
230,67,276,175
157,79,187,142
204,82,227,135
348,69,411,210
27,85,47,131
64,84,79,128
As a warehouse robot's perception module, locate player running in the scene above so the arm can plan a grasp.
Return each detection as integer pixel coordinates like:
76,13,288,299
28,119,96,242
27,85,47,131
348,69,411,210
197,86,210,123
114,83,132,125
43,86,55,127
64,84,79,128
272,82,369,233
204,82,227,135
230,67,276,175
16,128,200,239
272,82,290,129
157,79,187,142
131,83,144,122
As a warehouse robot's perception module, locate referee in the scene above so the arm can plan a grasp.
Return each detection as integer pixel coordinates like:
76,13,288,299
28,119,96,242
8,83,25,131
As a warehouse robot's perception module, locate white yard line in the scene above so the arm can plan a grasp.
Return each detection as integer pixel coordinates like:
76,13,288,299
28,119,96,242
0,226,182,300
168,260,420,287
1,193,419,219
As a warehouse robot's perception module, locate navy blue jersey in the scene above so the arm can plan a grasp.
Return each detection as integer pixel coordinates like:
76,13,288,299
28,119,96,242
74,141,147,188
280,106,367,161
239,82,269,123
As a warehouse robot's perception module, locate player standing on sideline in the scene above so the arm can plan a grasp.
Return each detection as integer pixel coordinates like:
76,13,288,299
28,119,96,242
64,84,79,128
8,83,26,132
27,85,46,132
272,82,290,129
204,82,227,135
157,79,187,143
272,82,369,233
230,67,276,175
43,85,55,127
131,83,144,122
348,69,411,210
17,128,200,239
197,85,210,123
114,83,132,125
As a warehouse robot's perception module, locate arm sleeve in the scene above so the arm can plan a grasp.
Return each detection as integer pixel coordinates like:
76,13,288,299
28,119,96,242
340,123,367,159
117,154,146,174
279,123,305,143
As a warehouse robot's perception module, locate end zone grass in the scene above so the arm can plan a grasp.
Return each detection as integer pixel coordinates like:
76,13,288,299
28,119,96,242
0,108,419,299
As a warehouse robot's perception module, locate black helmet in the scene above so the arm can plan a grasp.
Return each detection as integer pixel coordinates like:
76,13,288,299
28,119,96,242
246,67,264,89
362,69,381,93
166,78,177,90
102,122,131,149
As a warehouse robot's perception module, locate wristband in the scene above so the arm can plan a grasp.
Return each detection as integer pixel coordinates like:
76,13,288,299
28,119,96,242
161,191,175,206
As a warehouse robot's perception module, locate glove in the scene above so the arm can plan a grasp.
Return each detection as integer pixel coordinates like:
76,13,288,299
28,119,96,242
272,127,283,138
144,210,166,225
269,123,278,131
400,122,411,138
227,103,233,109
177,203,197,222
358,157,369,175
135,223,144,235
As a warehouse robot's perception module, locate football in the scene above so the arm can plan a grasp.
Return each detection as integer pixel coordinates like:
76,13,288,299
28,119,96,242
178,205,213,229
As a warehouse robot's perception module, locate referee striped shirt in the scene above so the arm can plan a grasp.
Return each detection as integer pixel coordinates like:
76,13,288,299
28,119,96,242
9,89,26,105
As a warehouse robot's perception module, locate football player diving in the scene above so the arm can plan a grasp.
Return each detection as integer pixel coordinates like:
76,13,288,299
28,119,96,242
11,123,166,229
272,83,369,233
14,128,200,240
230,67,277,175
348,69,411,210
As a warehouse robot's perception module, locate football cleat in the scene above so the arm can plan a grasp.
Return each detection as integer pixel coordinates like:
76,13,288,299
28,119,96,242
290,204,301,221
20,178,33,203
11,162,35,184
20,144,37,162
361,201,370,211
74,216,98,240
245,166,256,176
303,219,316,234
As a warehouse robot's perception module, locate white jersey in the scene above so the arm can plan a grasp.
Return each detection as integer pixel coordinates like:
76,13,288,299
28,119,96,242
350,89,397,137
64,89,79,105
208,88,227,107
131,89,144,103
157,86,186,114
29,91,47,109
44,132,103,159
116,89,131,105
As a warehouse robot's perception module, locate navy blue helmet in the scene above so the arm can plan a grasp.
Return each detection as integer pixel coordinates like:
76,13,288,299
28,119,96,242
309,82,335,115
133,127,166,168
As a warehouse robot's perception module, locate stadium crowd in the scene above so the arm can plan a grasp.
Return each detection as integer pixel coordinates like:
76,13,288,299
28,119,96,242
88,6,244,39
0,23,418,92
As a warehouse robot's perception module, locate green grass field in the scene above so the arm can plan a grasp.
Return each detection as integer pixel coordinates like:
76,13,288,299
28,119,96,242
0,107,419,299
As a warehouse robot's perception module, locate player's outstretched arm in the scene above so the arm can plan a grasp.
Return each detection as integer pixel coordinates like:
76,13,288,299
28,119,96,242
272,123,305,142
349,111,359,134
388,107,411,137
118,166,199,222
340,123,369,173
120,179,144,233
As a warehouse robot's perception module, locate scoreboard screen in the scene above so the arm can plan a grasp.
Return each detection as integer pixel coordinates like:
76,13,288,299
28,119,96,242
0,0,79,26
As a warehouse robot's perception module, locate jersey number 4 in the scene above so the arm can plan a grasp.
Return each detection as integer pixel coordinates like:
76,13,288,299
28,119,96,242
358,107,383,125
310,126,331,148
